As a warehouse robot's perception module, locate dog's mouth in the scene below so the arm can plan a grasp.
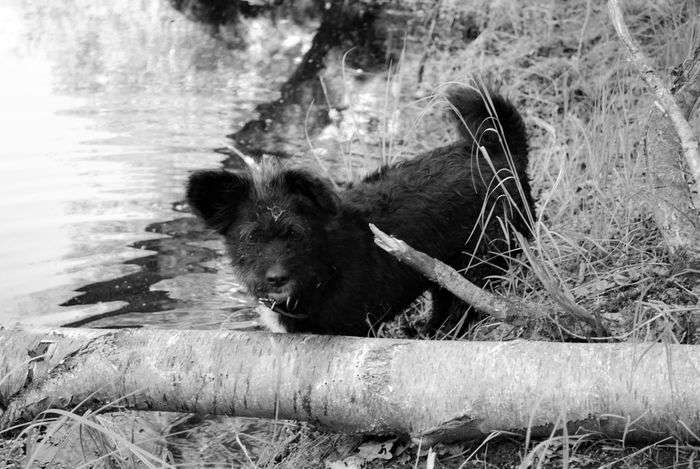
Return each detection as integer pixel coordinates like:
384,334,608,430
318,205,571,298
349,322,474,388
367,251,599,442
258,296,308,319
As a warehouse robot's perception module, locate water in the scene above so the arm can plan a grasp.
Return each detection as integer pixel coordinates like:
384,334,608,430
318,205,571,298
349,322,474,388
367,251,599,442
0,0,312,329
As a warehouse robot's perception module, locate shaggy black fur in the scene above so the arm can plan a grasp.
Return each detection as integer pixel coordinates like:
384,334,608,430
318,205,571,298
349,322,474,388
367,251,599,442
187,87,535,336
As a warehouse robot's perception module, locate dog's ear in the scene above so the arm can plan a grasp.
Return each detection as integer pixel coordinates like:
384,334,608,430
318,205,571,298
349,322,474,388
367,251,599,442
186,170,253,233
278,170,339,215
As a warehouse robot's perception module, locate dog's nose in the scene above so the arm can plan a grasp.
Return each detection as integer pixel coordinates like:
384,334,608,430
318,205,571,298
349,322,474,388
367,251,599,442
265,264,289,288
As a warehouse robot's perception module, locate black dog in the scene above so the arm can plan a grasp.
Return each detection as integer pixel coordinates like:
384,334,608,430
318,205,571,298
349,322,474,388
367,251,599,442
186,87,534,335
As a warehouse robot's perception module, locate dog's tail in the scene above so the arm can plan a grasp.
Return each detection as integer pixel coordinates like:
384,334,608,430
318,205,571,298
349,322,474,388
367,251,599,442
446,87,528,159
447,87,535,240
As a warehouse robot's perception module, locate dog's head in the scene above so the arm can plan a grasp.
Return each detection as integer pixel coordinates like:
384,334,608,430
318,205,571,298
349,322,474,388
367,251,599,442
186,168,340,319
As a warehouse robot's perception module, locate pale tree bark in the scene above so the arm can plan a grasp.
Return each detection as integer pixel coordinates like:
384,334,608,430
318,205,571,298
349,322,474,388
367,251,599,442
608,0,700,257
370,224,607,335
2,328,699,444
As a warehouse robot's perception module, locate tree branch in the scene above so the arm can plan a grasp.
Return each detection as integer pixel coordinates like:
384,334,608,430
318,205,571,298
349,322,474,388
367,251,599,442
608,0,700,208
369,224,606,335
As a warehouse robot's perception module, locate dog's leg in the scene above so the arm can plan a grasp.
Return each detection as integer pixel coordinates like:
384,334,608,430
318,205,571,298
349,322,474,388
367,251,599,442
428,287,473,335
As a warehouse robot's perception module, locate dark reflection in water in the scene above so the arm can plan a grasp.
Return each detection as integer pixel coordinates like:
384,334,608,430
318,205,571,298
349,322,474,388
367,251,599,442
60,214,263,330
62,218,214,326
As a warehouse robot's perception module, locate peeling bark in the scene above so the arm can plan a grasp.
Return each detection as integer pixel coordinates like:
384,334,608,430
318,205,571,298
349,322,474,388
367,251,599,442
3,329,698,444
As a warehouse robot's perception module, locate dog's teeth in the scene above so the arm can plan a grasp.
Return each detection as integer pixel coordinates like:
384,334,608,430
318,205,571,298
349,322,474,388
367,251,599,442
286,297,291,309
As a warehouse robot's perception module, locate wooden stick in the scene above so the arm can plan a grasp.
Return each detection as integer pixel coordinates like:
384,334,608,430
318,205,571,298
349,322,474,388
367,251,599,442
608,0,700,208
369,224,605,334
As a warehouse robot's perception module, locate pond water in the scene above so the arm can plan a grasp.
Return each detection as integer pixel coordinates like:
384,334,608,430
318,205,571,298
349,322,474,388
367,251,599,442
0,0,314,330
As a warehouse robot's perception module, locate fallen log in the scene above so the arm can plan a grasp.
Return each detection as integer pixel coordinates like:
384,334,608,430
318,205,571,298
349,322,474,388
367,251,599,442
1,328,698,444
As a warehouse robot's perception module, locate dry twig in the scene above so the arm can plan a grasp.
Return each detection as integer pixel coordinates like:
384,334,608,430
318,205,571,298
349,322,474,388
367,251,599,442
370,224,607,335
608,0,700,205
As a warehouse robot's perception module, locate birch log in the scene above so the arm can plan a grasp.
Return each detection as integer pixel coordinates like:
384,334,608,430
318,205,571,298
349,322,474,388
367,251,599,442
1,328,699,444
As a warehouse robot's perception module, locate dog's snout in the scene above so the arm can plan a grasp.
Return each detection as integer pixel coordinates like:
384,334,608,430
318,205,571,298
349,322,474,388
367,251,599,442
265,264,289,288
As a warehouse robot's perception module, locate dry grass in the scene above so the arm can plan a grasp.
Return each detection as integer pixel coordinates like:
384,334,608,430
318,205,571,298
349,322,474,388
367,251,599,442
1,409,175,468
362,0,700,347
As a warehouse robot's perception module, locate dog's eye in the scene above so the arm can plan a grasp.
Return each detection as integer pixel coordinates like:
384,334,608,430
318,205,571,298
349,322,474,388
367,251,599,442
283,225,305,240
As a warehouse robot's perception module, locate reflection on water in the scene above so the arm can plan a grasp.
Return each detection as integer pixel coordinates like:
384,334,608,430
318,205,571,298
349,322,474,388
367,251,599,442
0,0,312,329
62,217,257,330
